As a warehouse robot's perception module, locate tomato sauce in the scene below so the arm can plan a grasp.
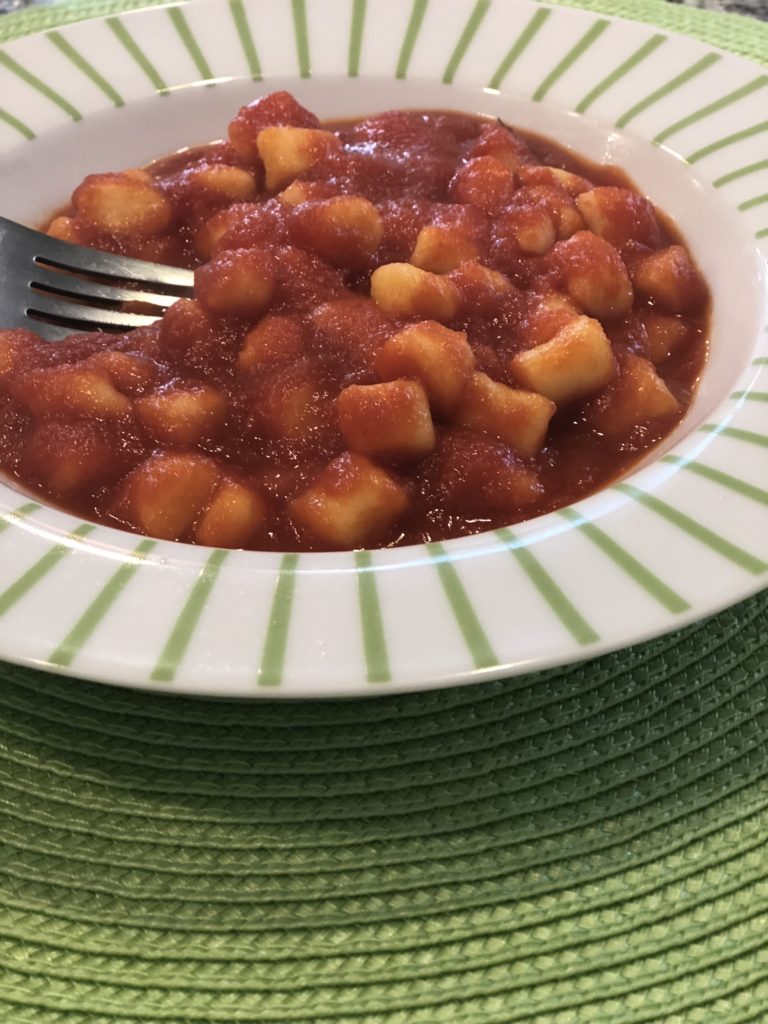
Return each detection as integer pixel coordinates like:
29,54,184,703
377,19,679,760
0,93,708,551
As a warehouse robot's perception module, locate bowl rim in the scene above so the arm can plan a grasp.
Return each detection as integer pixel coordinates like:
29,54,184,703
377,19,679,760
0,0,765,697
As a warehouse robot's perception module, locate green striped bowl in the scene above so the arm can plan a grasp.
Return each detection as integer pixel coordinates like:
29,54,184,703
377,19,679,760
0,0,765,697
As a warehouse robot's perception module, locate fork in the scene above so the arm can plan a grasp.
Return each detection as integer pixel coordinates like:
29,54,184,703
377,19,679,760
0,216,195,342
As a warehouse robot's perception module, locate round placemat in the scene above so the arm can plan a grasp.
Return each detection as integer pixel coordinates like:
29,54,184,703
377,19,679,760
0,588,766,1023
1,0,768,1021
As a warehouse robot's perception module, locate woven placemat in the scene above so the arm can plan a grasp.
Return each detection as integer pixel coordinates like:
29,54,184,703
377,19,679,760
1,1,768,1021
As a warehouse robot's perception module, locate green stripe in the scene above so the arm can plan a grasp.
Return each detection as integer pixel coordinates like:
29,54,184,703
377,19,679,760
575,34,665,114
488,8,550,91
688,120,768,164
348,0,366,78
714,159,768,188
291,0,310,78
533,18,609,102
354,551,390,683
426,542,497,668
151,549,228,683
558,508,689,614
497,528,599,645
0,49,81,121
615,53,720,130
615,484,767,575
663,455,768,507
168,8,215,84
653,75,768,145
757,227,768,240
258,553,299,687
738,193,768,212
0,106,35,140
106,17,169,95
733,391,768,403
442,0,491,84
0,523,95,619
396,0,429,80
229,0,262,81
0,503,40,535
49,540,156,668
700,425,768,448
756,356,768,364
46,30,124,107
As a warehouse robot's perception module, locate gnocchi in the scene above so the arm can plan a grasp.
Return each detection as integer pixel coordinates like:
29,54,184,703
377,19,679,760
0,95,708,551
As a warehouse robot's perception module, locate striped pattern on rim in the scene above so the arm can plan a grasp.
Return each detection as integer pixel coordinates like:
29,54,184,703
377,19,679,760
0,0,764,696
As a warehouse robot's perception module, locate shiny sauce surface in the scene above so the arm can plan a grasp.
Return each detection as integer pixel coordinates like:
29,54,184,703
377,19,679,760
0,95,708,551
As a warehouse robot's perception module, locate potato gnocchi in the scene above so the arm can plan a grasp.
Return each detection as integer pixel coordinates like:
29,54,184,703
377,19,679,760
0,92,708,551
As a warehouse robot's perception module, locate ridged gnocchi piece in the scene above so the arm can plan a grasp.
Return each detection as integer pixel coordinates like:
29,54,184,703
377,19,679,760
449,156,517,216
83,351,157,396
195,477,268,548
468,122,536,172
290,452,409,548
238,314,304,370
290,195,383,267
410,224,482,273
524,292,581,346
338,379,436,461
46,216,86,244
370,263,461,322
642,311,691,364
430,432,543,514
449,261,517,320
22,421,120,495
518,165,593,196
13,364,132,420
631,245,707,314
73,172,173,236
504,205,557,255
194,205,253,260
246,364,319,440
576,186,661,249
189,165,257,202
228,91,320,164
277,181,341,208
508,184,584,242
256,126,342,191
509,315,616,404
278,181,316,206
123,168,154,183
587,352,680,435
160,298,220,356
375,321,475,417
552,230,634,318
195,248,275,317
455,372,556,457
136,384,229,445
307,296,394,367
113,451,221,541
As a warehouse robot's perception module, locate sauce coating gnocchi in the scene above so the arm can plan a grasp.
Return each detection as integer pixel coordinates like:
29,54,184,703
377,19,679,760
0,93,708,550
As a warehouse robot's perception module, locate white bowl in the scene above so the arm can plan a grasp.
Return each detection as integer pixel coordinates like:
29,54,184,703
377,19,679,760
0,0,765,697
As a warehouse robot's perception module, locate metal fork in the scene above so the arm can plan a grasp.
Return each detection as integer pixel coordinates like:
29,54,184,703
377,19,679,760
0,216,195,342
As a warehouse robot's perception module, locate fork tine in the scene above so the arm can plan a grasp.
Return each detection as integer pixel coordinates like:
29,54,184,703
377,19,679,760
27,293,159,331
31,264,181,311
36,244,195,291
0,217,195,292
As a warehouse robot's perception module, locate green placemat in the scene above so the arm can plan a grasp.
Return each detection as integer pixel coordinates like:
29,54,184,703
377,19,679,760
1,1,768,1022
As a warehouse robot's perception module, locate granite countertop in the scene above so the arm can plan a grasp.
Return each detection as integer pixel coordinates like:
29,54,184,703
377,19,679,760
1,0,767,16
672,0,767,19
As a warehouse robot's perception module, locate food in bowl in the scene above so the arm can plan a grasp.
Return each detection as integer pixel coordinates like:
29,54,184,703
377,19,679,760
0,91,708,551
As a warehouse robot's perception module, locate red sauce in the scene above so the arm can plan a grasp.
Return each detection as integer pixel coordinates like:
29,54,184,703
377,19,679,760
0,92,708,551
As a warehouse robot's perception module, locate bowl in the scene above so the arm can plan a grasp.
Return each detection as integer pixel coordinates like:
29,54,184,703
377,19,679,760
0,0,765,697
